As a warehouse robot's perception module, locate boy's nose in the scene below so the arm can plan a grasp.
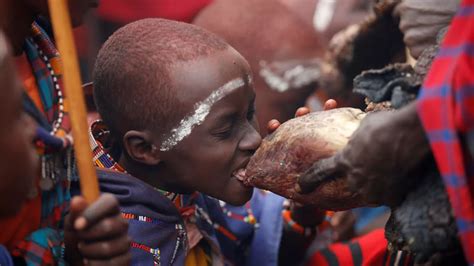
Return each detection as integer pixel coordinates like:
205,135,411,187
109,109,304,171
239,126,262,154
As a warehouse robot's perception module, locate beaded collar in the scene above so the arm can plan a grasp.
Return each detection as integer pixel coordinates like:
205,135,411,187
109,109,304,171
89,120,180,204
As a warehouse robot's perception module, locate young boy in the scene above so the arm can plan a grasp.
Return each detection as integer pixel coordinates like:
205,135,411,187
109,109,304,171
0,0,130,264
92,18,325,265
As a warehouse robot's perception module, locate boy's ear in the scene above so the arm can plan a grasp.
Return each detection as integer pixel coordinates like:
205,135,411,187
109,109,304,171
122,130,161,165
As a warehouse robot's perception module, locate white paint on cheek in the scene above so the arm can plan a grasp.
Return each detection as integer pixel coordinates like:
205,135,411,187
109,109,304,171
160,77,246,151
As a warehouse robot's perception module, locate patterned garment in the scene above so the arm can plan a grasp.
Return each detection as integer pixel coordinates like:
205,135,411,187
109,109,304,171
417,0,474,263
307,229,413,266
25,22,71,139
3,20,73,265
88,120,286,265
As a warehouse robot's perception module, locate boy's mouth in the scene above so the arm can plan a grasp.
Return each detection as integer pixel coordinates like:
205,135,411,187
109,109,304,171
232,168,247,182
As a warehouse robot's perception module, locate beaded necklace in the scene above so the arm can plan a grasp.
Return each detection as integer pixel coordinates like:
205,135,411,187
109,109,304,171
131,242,161,266
219,201,259,228
195,205,239,242
33,42,64,135
192,201,260,243
23,22,73,204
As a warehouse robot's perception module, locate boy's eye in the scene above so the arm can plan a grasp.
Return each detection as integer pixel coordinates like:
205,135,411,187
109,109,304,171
213,125,234,139
247,104,256,121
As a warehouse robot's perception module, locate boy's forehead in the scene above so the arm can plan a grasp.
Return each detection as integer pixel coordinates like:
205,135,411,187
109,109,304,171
159,49,252,151
170,48,251,109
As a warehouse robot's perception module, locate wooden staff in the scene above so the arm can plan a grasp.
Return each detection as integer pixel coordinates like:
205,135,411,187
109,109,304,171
48,0,100,203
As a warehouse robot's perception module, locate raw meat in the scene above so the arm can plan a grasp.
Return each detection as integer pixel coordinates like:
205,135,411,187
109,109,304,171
244,108,367,210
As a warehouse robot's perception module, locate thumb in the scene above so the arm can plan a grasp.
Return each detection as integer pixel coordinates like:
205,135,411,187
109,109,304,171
296,154,344,194
75,193,120,231
66,196,88,231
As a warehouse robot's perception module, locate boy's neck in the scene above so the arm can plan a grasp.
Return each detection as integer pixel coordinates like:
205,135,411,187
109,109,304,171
3,1,36,55
118,153,190,195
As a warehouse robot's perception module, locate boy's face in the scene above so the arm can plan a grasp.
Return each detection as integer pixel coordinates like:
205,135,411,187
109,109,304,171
0,43,37,217
158,48,261,205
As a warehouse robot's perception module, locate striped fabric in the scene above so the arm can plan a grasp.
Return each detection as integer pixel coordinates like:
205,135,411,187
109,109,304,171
307,229,413,266
417,0,474,263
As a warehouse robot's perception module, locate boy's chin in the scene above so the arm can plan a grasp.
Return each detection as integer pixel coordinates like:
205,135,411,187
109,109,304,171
221,187,254,206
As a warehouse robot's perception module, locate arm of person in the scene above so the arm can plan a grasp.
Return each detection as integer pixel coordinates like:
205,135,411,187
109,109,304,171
278,202,325,265
297,102,432,207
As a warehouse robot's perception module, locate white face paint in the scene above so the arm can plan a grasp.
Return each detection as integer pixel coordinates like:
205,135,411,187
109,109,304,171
160,77,246,151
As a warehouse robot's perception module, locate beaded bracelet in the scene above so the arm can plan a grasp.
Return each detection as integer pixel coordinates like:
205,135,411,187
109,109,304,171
282,209,319,237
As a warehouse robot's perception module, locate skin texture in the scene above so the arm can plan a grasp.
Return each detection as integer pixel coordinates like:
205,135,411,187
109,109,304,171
119,47,262,206
394,0,460,59
297,102,432,207
0,1,130,264
0,33,37,218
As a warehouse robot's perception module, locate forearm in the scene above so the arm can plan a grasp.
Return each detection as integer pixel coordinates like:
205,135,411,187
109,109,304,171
278,226,315,265
278,203,325,265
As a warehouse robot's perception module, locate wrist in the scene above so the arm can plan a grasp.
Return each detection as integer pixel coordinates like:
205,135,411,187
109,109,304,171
287,201,325,226
64,230,83,266
282,200,326,237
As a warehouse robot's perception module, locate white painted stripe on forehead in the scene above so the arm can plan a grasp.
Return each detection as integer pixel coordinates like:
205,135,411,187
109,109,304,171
160,77,246,151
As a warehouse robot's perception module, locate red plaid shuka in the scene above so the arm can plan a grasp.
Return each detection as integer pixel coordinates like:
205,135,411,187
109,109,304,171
417,0,474,263
307,229,413,266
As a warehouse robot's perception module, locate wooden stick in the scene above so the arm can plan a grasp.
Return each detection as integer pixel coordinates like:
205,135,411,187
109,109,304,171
48,0,100,203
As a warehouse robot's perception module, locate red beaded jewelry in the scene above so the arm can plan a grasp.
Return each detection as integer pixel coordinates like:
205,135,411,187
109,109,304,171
282,209,319,237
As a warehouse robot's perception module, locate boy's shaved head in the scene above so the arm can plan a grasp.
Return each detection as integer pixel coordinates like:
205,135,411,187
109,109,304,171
94,19,260,206
93,18,229,140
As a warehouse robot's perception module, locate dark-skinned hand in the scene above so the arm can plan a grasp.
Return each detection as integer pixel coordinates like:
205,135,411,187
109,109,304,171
65,194,131,266
297,102,432,207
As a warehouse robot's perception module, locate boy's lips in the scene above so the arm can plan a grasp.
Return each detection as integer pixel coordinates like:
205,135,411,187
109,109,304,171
232,168,253,188
232,168,247,182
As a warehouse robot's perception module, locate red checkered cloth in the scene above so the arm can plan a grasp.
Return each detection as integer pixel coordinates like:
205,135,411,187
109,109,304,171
417,0,474,263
